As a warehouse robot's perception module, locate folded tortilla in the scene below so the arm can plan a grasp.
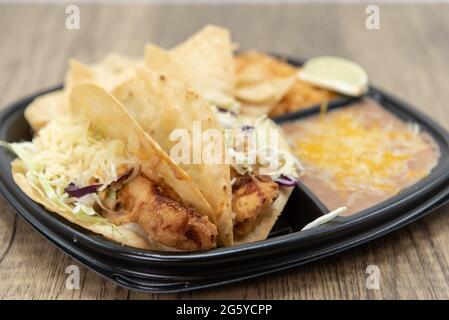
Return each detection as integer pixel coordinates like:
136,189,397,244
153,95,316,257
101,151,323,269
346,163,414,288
13,83,215,250
113,68,296,245
113,68,234,246
25,54,142,132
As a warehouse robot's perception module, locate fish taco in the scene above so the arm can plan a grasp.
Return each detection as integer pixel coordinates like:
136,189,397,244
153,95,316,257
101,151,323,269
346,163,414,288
113,68,300,246
6,83,219,251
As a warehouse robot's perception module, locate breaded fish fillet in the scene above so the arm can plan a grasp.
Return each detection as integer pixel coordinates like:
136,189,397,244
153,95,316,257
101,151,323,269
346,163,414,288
103,174,217,251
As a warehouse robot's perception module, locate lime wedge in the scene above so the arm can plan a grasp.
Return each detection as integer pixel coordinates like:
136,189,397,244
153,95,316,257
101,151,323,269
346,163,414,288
298,56,368,97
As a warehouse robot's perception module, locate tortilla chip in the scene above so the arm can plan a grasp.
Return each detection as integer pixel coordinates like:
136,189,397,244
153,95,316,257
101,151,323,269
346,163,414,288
113,68,233,247
24,54,141,133
235,51,296,82
12,159,151,249
236,79,295,104
144,44,179,77
24,90,68,132
235,51,297,116
65,59,93,88
70,83,213,223
144,25,239,110
65,53,142,92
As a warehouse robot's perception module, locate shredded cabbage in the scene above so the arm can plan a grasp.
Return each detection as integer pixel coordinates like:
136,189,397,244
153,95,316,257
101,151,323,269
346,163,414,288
213,107,301,180
2,117,139,219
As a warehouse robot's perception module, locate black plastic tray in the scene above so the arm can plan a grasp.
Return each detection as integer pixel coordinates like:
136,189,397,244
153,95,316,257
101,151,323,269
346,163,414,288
1,58,449,293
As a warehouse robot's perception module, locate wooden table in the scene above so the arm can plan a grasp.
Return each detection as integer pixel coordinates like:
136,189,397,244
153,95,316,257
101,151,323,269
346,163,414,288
1,2,449,300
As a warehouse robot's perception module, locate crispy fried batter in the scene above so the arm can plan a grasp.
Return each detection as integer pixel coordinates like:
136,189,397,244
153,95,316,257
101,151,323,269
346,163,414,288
103,174,217,251
270,79,338,117
232,174,279,236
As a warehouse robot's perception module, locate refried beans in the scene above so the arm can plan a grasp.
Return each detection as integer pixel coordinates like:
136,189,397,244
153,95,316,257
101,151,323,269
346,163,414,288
282,99,440,215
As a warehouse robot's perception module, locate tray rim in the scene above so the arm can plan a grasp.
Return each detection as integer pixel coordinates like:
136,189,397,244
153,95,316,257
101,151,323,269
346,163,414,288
2,164,448,293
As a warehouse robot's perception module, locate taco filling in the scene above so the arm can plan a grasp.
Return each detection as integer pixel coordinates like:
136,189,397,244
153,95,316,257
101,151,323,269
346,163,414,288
231,170,280,236
111,67,300,245
6,117,216,251
102,173,217,250
214,107,301,239
4,83,220,251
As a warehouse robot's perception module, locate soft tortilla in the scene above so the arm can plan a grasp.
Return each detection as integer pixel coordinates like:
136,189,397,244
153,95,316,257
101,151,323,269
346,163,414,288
70,83,213,222
113,68,233,246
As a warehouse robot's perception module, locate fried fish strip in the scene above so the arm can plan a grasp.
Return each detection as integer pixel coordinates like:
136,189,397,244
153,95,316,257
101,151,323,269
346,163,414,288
104,174,217,251
232,174,280,236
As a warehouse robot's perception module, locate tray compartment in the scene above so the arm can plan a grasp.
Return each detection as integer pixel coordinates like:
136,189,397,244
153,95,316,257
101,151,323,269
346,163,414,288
277,87,449,218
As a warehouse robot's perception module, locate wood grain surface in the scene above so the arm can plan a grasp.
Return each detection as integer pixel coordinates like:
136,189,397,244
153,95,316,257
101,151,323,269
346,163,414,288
0,2,449,300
